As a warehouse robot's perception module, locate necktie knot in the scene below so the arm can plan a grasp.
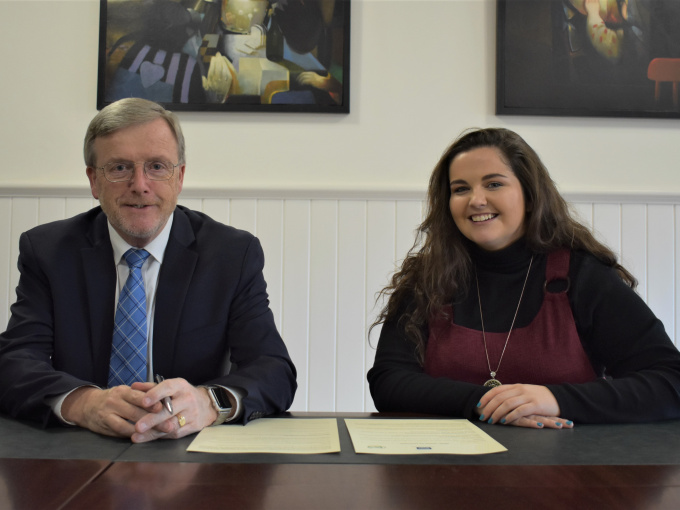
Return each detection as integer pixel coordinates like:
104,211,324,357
124,249,150,270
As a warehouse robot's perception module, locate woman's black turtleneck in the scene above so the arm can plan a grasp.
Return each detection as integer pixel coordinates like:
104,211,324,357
368,240,680,424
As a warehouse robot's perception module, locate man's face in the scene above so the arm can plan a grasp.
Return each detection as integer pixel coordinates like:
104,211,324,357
86,118,185,248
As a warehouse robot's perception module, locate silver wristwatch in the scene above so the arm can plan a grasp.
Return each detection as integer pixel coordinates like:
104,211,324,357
206,386,232,425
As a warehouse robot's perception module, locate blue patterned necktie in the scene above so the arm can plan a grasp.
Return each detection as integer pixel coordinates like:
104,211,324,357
108,248,151,387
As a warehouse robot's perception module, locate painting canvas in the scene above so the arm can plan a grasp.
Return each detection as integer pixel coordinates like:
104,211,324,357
97,0,350,113
496,0,680,118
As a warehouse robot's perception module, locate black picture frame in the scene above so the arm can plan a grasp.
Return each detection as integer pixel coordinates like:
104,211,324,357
496,0,680,118
97,0,350,113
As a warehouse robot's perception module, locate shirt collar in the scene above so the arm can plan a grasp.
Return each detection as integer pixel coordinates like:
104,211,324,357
108,213,174,265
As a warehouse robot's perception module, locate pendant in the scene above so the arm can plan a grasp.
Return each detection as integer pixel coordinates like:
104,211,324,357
484,371,501,388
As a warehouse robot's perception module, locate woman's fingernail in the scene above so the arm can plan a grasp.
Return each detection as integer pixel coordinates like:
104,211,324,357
487,418,493,424
566,420,573,426
556,422,563,427
479,414,485,421
476,401,481,408
537,422,544,427
500,418,506,424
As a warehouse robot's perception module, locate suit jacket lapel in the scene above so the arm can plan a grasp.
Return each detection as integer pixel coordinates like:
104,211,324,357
81,210,116,386
153,208,198,375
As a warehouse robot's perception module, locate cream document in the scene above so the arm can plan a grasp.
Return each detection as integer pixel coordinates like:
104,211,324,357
187,418,341,454
345,419,507,455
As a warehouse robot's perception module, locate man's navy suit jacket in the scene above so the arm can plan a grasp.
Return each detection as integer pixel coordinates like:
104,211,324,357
0,205,296,426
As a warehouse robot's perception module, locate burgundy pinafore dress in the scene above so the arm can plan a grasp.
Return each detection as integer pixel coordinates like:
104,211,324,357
424,250,598,385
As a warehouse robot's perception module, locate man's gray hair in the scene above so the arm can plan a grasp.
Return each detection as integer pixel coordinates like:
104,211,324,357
84,98,186,167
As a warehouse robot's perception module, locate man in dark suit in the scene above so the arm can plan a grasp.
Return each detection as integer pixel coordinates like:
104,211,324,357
0,98,296,442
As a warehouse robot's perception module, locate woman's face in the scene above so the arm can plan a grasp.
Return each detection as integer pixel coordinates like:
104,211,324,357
448,147,527,251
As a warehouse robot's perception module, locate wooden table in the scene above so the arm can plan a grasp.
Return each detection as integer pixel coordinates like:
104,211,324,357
0,458,109,510
2,413,680,510
62,463,680,510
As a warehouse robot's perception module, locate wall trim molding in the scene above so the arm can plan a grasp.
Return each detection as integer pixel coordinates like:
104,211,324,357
1,186,680,204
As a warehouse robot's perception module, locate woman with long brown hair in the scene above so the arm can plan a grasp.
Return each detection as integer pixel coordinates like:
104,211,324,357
368,128,680,428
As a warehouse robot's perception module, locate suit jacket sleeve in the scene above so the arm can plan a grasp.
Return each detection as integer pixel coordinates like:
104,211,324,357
148,207,297,424
200,234,297,423
0,212,115,426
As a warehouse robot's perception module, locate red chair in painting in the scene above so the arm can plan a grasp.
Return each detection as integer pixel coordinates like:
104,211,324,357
647,58,680,108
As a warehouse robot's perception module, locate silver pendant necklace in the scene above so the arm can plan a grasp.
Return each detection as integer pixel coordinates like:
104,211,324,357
475,256,534,388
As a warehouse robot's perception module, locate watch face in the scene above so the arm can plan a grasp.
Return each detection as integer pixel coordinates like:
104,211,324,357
211,388,232,410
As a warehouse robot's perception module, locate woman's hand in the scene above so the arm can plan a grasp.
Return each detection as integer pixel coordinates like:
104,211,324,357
476,384,574,429
499,414,574,429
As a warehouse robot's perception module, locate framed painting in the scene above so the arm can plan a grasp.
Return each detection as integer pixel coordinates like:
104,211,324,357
97,0,350,113
496,0,680,118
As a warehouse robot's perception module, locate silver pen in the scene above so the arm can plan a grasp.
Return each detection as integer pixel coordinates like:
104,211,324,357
155,374,174,415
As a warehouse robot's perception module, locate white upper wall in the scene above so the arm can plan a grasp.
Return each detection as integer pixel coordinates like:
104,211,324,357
1,0,679,194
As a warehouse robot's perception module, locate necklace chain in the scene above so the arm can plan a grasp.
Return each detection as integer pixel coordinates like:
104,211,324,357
475,256,534,388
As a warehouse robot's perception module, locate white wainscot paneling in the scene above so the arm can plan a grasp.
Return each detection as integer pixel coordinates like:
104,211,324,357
281,200,311,411
647,205,675,341
38,197,66,225
177,198,204,213
308,200,338,412
229,199,257,234
1,192,679,414
621,204,647,301
571,202,593,229
9,198,40,309
676,207,680,346
335,200,368,412
365,201,397,412
65,197,97,219
593,203,621,259
0,198,11,329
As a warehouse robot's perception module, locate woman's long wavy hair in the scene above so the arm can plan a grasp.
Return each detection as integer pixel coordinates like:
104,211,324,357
372,128,636,362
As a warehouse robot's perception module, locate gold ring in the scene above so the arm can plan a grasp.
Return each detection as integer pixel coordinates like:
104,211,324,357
178,414,186,428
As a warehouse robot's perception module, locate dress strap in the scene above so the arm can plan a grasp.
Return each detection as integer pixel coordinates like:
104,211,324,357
545,249,570,293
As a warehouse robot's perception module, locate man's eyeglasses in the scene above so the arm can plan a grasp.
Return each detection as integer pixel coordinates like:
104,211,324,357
96,161,179,182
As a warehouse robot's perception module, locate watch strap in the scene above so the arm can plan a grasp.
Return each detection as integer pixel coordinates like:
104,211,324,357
206,386,232,425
